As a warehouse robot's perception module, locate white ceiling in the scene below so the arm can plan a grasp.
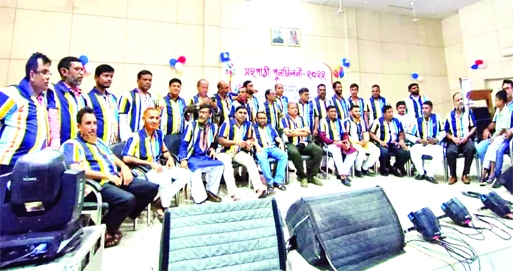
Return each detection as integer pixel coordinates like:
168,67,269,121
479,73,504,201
302,0,481,19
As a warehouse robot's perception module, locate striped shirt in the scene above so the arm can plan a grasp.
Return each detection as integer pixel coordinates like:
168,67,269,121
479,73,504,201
407,114,444,142
230,101,253,122
187,95,209,121
312,97,331,120
118,89,155,141
122,129,165,163
179,121,218,161
46,81,87,144
60,135,117,185
345,117,368,142
444,109,476,138
159,94,186,135
319,117,345,142
405,94,429,119
218,118,253,153
348,97,367,112
84,88,119,145
247,96,260,122
368,96,389,121
298,100,316,131
262,100,282,129
254,124,279,148
0,79,51,166
331,95,350,120
213,93,233,125
370,117,404,143
281,114,308,146
276,95,289,114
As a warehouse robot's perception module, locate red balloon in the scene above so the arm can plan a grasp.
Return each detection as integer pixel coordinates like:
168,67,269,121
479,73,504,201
332,70,339,78
475,60,483,65
177,56,186,63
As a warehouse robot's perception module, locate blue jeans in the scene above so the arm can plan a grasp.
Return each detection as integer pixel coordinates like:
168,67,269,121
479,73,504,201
256,147,288,185
495,139,511,177
476,139,490,162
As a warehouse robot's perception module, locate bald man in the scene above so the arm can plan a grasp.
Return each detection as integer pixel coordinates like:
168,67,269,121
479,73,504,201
275,83,289,114
185,79,218,121
213,80,237,125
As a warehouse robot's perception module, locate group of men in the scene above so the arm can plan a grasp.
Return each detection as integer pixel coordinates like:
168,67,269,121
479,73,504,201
2,53,512,247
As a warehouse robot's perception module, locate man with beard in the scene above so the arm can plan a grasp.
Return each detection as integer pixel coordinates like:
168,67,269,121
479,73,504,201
218,106,273,200
319,106,357,186
230,87,252,122
61,107,159,248
213,80,234,125
331,81,350,120
444,93,477,185
407,101,445,184
313,83,331,135
179,104,224,203
83,64,120,144
345,105,379,177
243,80,259,122
348,83,369,126
0,52,54,175
405,83,429,120
368,84,389,124
159,78,187,155
298,88,315,132
122,108,190,221
275,83,289,115
261,89,282,129
46,56,86,148
369,105,410,177
185,79,218,121
118,70,155,142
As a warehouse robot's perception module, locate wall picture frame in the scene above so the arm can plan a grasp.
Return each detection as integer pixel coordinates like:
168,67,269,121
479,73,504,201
271,27,285,46
287,28,301,47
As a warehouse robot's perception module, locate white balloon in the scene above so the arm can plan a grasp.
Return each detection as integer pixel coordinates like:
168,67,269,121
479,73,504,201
478,64,487,69
416,76,423,82
175,62,184,71
84,63,94,74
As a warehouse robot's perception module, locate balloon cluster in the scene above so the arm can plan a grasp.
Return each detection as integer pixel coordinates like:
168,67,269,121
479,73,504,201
342,58,350,68
220,52,235,82
411,72,423,82
169,56,187,71
79,55,93,74
219,52,231,62
332,66,345,78
471,60,487,70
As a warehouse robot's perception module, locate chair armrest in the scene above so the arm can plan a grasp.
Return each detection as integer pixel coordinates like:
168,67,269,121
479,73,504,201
86,179,102,192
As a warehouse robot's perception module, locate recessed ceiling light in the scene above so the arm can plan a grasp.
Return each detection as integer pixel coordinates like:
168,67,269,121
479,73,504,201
365,1,368,3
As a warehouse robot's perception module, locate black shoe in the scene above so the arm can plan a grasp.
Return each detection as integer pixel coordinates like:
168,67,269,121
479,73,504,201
346,176,352,182
362,169,376,177
341,179,351,187
490,177,502,188
354,170,363,178
479,179,486,187
380,170,389,176
288,166,295,172
391,167,402,177
206,191,222,202
425,176,438,184
414,174,425,180
275,184,287,191
258,188,276,199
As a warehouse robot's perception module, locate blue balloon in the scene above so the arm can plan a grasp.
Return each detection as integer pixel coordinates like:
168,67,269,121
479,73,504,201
471,64,478,70
169,58,178,66
79,55,89,65
339,70,345,78
343,61,350,68
412,73,419,79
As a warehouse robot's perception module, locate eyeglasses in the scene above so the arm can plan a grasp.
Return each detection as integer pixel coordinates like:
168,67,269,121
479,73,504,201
34,70,52,76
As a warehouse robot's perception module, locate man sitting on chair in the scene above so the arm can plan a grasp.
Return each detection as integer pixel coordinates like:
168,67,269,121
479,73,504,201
407,101,445,184
61,107,159,248
122,108,190,221
369,105,410,177
319,105,357,186
253,111,288,192
179,104,224,203
217,106,273,200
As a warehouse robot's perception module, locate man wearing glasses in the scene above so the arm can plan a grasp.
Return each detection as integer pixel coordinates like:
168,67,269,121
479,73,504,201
0,52,55,175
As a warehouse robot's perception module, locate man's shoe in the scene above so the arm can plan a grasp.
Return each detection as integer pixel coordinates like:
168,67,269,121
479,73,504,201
206,191,222,202
341,178,351,187
479,178,486,187
275,184,287,191
425,176,438,184
462,175,470,184
258,188,276,199
300,178,308,188
448,176,457,185
391,167,402,177
362,169,376,177
310,176,324,186
415,174,425,180
354,170,363,178
491,178,503,189
346,176,352,183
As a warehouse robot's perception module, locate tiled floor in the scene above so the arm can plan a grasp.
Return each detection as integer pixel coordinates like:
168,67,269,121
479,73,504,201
102,158,513,271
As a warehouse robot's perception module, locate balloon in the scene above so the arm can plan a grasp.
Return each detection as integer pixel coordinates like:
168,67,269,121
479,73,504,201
478,64,487,69
471,64,478,70
169,58,178,66
177,56,186,63
412,73,419,79
84,63,94,74
339,70,345,78
416,76,423,82
475,60,483,65
343,61,350,68
175,62,184,71
79,55,89,65
332,70,339,78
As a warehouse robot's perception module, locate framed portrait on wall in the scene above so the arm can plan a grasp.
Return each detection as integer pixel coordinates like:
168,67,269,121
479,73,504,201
287,28,301,47
270,27,285,46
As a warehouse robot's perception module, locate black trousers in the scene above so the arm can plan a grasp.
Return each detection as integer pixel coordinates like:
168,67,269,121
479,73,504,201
377,143,410,171
287,143,322,179
446,140,475,177
0,165,14,176
86,176,158,234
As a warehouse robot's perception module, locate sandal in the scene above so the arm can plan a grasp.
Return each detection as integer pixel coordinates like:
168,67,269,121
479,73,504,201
105,233,120,248
113,230,123,240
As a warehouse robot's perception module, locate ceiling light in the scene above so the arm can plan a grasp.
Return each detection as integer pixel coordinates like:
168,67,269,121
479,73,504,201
337,0,344,13
410,1,418,22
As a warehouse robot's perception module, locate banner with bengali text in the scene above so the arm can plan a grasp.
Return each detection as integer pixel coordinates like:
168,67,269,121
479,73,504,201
230,61,334,102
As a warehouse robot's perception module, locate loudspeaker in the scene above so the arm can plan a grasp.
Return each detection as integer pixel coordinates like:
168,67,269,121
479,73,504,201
285,186,405,271
499,166,513,194
160,198,286,271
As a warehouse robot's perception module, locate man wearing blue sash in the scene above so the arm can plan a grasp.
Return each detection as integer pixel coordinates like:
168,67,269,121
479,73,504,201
261,89,282,129
158,78,187,155
405,83,429,120
331,81,350,120
407,101,445,184
313,83,331,135
298,88,316,132
118,70,155,142
368,84,389,124
179,104,224,203
275,83,289,115
46,56,86,148
213,80,235,125
348,83,369,126
230,87,252,122
244,80,260,123
254,112,288,191
185,79,219,121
